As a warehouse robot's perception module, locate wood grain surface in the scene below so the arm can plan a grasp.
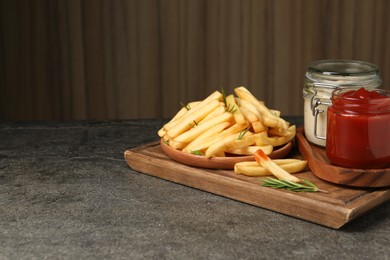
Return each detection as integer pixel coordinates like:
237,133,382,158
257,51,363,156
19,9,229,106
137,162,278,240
1,0,390,120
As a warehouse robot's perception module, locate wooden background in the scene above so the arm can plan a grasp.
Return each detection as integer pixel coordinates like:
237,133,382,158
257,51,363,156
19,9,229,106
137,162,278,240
1,0,390,121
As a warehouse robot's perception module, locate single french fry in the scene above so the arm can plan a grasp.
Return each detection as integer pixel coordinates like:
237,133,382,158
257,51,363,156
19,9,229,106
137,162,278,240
234,164,269,176
265,135,293,147
240,99,263,122
239,105,258,123
288,124,296,135
236,159,303,168
252,125,295,147
267,125,296,147
269,109,281,117
276,160,307,173
254,149,301,182
226,94,246,125
167,99,220,139
279,117,290,128
158,129,167,138
171,112,233,149
234,159,307,176
254,131,271,146
268,127,292,137
251,120,267,133
227,144,273,156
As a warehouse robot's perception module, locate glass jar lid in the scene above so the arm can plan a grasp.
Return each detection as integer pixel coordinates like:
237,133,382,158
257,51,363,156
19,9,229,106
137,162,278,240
308,60,379,77
303,60,382,99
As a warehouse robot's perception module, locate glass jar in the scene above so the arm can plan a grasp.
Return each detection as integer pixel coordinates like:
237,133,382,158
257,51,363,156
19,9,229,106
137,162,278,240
303,60,382,147
326,88,390,169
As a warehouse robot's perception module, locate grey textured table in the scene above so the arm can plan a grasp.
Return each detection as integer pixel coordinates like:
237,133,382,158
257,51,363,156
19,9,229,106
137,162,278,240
0,118,389,259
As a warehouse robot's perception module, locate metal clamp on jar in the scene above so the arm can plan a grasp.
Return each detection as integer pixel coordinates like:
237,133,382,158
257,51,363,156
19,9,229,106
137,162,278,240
303,60,382,147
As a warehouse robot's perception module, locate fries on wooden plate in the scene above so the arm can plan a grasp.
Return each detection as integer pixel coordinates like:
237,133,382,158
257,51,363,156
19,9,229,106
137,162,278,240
158,86,296,159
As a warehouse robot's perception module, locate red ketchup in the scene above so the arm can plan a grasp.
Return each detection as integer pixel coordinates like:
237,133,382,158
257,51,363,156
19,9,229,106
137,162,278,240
326,87,390,168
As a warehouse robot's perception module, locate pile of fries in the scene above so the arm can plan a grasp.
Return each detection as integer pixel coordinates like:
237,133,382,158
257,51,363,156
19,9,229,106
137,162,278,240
158,86,307,179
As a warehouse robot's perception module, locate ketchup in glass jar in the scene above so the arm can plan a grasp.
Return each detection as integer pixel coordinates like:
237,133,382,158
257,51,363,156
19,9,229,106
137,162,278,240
326,87,390,169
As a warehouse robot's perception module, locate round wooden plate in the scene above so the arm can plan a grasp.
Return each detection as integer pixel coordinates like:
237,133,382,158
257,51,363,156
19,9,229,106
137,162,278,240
160,140,293,170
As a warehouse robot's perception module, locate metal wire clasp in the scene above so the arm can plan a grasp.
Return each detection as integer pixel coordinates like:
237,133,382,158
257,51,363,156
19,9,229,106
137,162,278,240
310,83,337,140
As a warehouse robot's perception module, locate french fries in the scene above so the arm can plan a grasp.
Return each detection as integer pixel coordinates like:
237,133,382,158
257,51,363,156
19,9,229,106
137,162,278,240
235,87,286,128
159,86,296,160
158,87,311,185
205,130,255,158
227,145,273,156
170,112,233,149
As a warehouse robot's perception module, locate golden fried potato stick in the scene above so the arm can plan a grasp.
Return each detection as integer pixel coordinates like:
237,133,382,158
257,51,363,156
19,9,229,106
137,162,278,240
237,159,303,167
227,144,273,156
234,159,307,176
239,105,258,123
254,149,301,182
253,125,295,147
239,99,264,122
251,120,267,133
254,131,270,146
268,126,293,137
266,125,296,147
273,160,307,173
225,94,246,125
269,109,281,117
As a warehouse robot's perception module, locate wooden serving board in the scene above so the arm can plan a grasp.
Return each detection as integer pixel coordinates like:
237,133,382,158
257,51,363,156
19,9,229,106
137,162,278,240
124,142,390,229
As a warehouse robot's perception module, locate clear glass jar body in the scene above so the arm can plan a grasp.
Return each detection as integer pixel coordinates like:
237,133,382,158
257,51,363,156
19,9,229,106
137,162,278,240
326,88,390,169
303,60,382,147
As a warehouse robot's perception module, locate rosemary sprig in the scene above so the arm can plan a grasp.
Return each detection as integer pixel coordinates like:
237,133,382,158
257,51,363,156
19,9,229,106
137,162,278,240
237,126,251,140
236,97,241,107
189,120,198,128
260,177,327,193
162,139,169,145
180,102,191,111
191,150,205,156
226,104,237,114
221,87,227,106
